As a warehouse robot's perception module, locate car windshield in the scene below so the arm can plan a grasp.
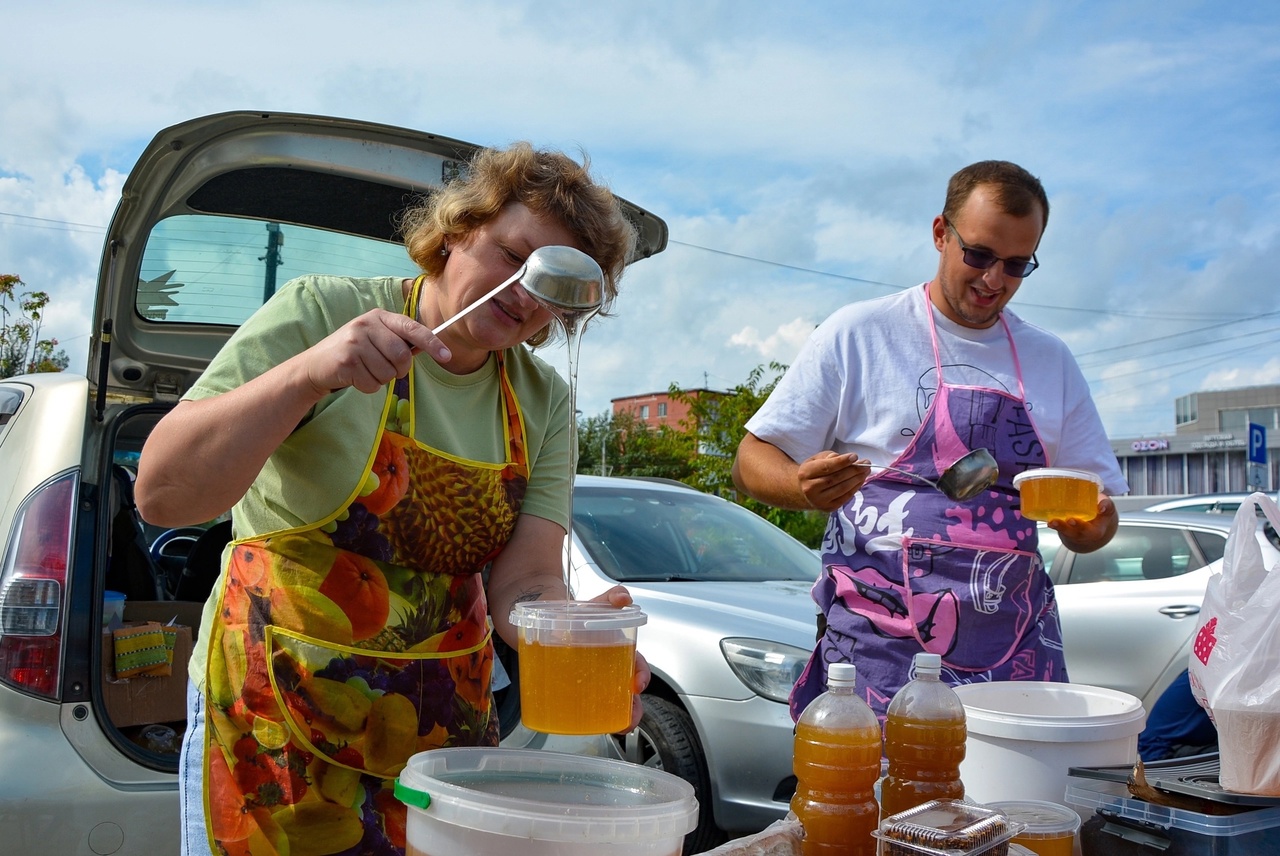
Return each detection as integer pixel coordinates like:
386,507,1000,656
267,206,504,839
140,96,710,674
572,485,820,583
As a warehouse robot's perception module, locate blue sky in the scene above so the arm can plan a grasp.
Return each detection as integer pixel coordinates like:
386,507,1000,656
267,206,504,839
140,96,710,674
2,0,1278,441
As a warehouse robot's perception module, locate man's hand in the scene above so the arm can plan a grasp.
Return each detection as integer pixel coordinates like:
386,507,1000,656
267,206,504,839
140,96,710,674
797,451,872,512
733,434,871,512
1049,494,1118,553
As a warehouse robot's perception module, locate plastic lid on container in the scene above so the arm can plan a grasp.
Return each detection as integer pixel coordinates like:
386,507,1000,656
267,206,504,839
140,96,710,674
1066,776,1280,835
509,601,647,631
986,800,1081,838
874,799,1023,856
954,681,1145,743
395,747,696,843
1012,468,1102,488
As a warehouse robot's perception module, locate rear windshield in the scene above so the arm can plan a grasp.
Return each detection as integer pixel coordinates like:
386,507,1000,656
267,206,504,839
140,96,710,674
137,213,418,325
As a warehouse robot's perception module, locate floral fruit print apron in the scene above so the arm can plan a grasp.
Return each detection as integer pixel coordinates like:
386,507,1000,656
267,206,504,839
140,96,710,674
203,277,530,855
790,285,1068,721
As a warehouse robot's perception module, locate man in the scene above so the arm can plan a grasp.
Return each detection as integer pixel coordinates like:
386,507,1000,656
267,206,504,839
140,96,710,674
732,160,1128,720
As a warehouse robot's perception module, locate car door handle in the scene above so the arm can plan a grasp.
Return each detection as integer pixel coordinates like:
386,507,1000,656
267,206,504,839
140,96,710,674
1158,605,1201,619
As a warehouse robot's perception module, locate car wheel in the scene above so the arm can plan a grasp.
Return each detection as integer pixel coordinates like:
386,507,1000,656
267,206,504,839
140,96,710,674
613,695,726,854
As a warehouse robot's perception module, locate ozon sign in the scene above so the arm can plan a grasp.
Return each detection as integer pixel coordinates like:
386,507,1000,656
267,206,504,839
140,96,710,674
1132,439,1170,452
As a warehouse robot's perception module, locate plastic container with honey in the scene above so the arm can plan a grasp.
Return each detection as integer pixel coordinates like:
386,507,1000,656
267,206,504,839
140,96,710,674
987,800,1081,856
880,653,968,819
509,601,645,735
790,662,881,855
1012,468,1102,521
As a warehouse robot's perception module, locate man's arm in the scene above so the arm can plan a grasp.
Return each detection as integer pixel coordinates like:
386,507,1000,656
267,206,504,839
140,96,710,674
732,433,870,513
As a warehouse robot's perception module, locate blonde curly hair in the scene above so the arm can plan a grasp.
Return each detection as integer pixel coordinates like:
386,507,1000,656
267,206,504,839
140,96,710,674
399,142,636,347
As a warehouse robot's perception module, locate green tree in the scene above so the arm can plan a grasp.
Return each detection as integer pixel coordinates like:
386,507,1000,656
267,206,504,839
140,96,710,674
1,274,69,378
670,364,828,548
576,410,695,481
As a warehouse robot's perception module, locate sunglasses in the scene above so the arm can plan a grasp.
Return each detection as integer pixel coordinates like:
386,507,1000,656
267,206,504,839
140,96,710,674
944,218,1039,278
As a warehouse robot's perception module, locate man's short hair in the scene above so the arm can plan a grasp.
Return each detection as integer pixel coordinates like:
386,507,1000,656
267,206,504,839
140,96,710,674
943,160,1049,231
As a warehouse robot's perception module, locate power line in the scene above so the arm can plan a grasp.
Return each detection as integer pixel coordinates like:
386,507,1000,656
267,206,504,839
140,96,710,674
0,210,106,234
667,240,1253,322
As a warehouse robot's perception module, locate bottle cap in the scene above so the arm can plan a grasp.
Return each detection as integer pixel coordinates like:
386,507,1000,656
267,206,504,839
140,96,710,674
914,652,942,675
828,662,857,687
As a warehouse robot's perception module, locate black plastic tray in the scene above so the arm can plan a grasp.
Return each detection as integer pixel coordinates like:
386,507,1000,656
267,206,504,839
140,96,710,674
1069,753,1280,807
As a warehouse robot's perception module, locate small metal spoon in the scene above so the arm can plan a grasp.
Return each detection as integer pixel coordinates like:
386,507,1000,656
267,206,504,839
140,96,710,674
865,448,1000,502
431,245,603,335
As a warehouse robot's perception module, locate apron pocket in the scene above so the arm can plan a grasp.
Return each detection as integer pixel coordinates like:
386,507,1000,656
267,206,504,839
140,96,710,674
899,537,1043,672
264,624,494,778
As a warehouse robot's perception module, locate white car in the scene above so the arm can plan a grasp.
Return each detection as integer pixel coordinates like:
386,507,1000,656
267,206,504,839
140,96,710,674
1143,491,1279,515
1043,510,1280,711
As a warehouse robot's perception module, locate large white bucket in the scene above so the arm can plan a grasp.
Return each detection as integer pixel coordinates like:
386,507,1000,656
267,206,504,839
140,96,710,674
395,747,698,856
954,681,1147,805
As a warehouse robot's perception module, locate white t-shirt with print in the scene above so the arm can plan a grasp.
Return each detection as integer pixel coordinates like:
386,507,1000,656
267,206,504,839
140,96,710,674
745,285,1129,495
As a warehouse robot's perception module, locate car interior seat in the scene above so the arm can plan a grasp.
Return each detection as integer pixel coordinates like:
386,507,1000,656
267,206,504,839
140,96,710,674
105,465,168,601
1067,550,1120,584
1141,539,1177,580
174,520,234,602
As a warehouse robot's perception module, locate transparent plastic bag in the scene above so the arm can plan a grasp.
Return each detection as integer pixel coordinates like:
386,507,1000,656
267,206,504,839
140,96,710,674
1187,492,1280,794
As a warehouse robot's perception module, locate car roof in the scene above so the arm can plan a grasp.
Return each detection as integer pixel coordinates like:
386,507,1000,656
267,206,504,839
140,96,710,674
90,110,668,402
1115,510,1238,530
1039,510,1238,533
1144,492,1277,509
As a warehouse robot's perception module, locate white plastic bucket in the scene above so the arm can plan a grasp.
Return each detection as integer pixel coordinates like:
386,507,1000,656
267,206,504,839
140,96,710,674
395,747,697,856
954,681,1146,805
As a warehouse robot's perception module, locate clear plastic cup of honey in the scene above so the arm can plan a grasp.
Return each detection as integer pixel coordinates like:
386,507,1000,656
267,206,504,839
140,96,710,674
1012,468,1102,521
509,601,646,735
987,800,1081,856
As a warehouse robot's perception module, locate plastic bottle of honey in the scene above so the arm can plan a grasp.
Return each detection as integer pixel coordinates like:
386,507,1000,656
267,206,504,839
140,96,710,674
791,662,881,856
879,652,967,819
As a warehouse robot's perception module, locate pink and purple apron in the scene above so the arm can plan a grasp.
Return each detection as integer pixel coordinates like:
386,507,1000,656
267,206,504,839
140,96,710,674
790,285,1068,720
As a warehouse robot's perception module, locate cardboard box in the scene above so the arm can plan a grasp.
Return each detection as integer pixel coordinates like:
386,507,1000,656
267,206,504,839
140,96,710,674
101,621,192,727
123,600,204,635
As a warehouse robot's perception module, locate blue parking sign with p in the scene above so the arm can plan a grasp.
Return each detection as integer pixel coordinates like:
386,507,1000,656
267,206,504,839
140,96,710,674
1249,423,1267,464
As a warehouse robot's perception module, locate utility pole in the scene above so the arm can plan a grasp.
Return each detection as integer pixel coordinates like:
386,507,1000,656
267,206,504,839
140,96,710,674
601,433,607,476
260,223,284,301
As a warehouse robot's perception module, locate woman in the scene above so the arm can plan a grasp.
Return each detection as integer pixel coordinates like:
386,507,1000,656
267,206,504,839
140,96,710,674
135,142,650,856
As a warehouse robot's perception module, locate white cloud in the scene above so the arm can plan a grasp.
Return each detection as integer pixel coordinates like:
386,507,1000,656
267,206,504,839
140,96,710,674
729,319,817,362
2,0,1278,444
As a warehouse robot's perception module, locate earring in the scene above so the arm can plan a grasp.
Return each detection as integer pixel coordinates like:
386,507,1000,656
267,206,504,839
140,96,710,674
440,245,449,257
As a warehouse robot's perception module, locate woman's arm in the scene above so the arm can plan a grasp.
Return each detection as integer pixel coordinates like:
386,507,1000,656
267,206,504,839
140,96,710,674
135,307,448,527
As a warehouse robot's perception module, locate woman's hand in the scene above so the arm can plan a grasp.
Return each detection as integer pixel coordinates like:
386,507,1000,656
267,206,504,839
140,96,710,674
588,585,652,732
303,308,451,395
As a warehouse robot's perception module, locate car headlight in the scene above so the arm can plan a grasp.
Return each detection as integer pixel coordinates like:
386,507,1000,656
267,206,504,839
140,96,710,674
720,637,812,704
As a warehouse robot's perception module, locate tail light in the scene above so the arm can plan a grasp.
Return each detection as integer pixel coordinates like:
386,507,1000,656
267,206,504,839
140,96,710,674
0,471,76,698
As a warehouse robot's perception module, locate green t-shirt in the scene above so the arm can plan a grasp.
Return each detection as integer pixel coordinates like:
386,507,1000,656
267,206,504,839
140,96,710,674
184,274,573,683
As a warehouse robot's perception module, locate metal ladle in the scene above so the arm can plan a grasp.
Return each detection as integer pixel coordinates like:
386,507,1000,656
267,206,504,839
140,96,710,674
431,245,603,335
864,448,1000,502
